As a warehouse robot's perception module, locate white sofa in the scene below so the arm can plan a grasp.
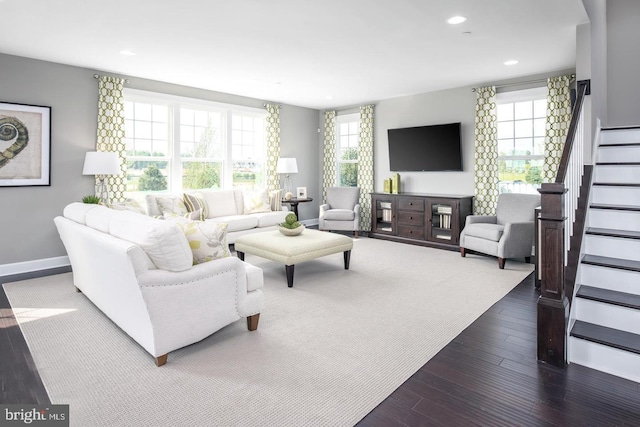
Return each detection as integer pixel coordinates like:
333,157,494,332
54,202,264,366
143,189,289,244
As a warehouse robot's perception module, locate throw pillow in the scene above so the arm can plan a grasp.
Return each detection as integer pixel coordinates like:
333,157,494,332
270,189,284,211
163,209,204,221
243,189,271,214
155,195,188,216
109,198,146,215
183,193,209,219
167,216,231,264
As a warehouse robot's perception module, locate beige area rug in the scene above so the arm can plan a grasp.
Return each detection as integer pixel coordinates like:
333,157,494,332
4,238,533,427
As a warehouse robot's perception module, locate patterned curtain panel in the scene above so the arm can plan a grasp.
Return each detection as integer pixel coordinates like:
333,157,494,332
542,75,573,182
265,104,281,191
358,105,374,232
322,110,337,203
96,76,126,204
473,86,499,215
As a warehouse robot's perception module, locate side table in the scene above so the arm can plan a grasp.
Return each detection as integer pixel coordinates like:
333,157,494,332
282,197,313,218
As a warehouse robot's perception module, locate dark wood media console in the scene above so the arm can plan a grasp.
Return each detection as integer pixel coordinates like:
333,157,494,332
370,192,473,250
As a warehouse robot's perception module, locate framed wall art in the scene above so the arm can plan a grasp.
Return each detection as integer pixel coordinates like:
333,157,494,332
296,187,307,199
0,102,51,187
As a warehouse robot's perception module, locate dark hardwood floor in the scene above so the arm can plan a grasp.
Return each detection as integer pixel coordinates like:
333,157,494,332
2,268,640,425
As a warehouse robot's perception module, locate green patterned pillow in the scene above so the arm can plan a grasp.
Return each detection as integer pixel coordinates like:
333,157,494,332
243,189,271,214
155,196,188,216
109,198,146,215
166,216,230,264
163,209,204,221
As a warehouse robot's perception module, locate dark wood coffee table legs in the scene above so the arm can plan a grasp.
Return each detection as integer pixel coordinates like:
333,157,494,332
238,249,352,288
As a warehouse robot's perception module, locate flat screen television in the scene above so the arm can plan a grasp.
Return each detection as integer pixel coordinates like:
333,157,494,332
387,122,462,171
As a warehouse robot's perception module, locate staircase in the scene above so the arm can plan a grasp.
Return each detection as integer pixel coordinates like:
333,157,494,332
568,127,640,382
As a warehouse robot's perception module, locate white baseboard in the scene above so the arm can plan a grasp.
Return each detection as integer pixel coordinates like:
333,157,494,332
0,256,70,277
301,218,319,227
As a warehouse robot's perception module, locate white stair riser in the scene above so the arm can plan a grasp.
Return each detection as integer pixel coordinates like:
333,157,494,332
596,146,640,163
574,298,640,335
594,165,640,184
584,234,640,262
588,209,640,232
569,337,640,383
590,186,640,205
580,264,640,294
600,129,640,145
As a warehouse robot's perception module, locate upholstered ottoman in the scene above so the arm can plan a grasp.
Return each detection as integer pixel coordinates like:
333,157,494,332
234,229,353,287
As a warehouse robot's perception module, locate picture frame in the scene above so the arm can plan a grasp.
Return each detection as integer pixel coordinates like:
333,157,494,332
0,101,51,187
296,186,307,199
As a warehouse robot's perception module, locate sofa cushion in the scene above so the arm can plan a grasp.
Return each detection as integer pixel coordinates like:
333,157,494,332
324,209,356,221
183,193,209,219
270,189,284,211
85,205,120,233
243,189,271,214
208,215,259,232
252,210,290,227
156,195,188,216
199,190,238,218
109,198,146,215
63,202,102,225
108,211,193,272
163,210,204,221
464,223,505,242
168,217,231,264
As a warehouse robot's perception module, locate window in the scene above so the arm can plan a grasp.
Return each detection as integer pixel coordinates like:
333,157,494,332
124,90,267,197
496,87,547,194
335,113,360,187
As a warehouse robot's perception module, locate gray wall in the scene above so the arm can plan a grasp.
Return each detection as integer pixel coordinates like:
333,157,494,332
607,0,640,127
0,53,319,267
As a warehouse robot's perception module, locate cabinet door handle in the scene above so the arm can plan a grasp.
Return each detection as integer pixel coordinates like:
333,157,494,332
410,216,413,219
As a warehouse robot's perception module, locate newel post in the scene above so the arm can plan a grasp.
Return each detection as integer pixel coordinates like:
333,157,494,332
537,183,569,367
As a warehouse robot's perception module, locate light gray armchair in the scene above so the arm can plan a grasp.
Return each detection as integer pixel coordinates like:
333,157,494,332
460,193,540,269
319,187,360,237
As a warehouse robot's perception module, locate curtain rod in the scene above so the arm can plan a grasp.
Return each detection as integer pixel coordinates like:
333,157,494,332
93,73,130,84
471,75,576,92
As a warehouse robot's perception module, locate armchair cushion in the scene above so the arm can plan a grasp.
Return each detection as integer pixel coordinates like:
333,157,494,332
464,223,504,242
324,209,356,221
326,187,360,210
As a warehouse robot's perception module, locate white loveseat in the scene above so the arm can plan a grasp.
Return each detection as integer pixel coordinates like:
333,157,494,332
54,202,264,366
143,189,289,244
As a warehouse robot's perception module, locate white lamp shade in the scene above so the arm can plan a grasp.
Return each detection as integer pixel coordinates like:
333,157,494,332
276,157,298,174
82,151,120,175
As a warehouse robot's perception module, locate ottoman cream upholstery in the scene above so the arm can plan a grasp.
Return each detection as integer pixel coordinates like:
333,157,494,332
235,229,353,287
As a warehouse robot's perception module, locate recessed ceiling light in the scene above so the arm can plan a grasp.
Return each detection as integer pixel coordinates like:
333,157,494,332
119,50,137,56
447,16,467,25
504,60,519,66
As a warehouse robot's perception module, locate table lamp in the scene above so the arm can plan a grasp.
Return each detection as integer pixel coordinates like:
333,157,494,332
82,151,120,204
276,157,298,197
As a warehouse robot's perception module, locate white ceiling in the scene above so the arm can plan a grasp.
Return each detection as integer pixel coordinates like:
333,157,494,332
0,0,588,110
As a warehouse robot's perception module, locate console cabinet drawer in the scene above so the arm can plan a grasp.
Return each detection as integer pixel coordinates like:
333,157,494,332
397,225,424,239
398,197,424,212
397,211,424,226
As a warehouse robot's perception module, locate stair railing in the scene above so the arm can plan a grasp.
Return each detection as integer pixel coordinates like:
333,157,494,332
537,80,590,367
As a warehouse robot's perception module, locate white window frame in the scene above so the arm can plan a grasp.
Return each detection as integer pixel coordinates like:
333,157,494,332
496,87,548,194
335,113,360,187
124,89,267,195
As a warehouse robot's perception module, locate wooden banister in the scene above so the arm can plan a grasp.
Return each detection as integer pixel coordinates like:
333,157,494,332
537,80,590,367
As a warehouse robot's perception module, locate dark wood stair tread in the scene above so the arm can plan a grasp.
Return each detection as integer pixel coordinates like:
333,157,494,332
595,162,640,165
577,285,640,310
571,321,640,355
586,227,640,239
592,183,640,188
581,254,640,272
599,142,640,147
589,202,640,211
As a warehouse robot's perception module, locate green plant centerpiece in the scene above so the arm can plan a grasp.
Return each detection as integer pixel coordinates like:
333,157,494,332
82,195,101,204
279,213,305,236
